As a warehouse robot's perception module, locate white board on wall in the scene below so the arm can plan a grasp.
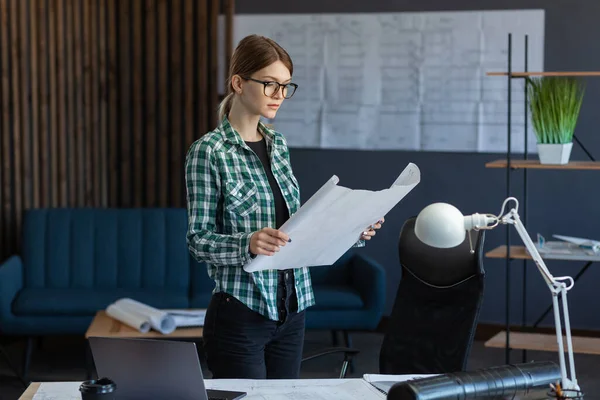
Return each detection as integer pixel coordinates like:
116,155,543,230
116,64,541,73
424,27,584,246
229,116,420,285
219,10,545,153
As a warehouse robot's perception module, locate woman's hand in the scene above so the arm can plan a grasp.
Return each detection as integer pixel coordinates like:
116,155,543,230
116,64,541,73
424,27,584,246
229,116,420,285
360,217,385,241
250,227,291,256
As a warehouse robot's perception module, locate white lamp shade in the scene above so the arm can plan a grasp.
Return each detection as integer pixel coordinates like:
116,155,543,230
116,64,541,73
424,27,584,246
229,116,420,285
414,203,466,248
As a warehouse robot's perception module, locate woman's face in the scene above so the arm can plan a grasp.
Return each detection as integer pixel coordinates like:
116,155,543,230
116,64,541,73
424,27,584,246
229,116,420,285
236,60,292,120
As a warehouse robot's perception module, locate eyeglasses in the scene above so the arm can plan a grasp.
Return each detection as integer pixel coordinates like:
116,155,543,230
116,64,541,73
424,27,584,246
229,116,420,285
242,77,298,99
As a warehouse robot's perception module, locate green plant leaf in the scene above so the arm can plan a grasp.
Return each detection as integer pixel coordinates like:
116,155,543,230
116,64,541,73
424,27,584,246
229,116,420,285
526,76,585,144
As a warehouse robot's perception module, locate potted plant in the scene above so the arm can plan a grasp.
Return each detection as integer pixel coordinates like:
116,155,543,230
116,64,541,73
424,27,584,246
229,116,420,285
527,76,585,164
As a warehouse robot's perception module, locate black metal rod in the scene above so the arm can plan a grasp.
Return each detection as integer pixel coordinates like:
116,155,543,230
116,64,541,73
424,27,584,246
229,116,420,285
573,134,596,161
505,32,512,365
522,34,529,363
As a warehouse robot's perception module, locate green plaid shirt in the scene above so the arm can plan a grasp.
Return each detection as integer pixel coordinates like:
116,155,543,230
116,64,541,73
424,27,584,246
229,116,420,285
185,117,316,321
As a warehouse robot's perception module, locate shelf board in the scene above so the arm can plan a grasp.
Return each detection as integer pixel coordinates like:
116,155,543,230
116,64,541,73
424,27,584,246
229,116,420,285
485,159,600,170
486,245,531,260
487,71,600,77
486,245,600,262
485,331,600,355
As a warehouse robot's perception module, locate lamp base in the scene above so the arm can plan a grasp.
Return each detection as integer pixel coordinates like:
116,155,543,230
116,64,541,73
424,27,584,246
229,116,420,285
548,388,584,399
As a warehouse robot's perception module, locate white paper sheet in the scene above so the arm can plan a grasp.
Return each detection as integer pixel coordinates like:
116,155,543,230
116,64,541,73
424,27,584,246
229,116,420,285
205,378,386,400
32,382,81,400
32,379,385,400
219,10,545,153
362,373,438,395
243,163,420,272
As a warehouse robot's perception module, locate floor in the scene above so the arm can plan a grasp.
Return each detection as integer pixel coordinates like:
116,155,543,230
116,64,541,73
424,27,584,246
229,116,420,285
1,331,598,400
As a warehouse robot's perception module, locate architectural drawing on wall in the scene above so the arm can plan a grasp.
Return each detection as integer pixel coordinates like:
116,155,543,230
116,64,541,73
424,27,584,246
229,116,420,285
220,10,544,153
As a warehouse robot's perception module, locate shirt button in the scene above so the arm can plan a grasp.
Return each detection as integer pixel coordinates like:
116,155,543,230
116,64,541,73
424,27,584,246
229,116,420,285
285,272,289,280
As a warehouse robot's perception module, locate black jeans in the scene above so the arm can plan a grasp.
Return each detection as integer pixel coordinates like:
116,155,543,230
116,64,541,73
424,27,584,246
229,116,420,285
202,289,305,379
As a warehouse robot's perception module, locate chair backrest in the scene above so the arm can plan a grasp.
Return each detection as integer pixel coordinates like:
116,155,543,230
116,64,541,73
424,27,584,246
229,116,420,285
379,216,485,374
21,208,191,291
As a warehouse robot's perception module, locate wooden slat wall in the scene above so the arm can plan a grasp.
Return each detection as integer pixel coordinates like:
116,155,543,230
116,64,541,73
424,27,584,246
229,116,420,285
0,0,234,261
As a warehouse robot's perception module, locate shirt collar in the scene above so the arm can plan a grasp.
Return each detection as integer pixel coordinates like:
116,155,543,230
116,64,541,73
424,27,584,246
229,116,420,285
219,117,285,152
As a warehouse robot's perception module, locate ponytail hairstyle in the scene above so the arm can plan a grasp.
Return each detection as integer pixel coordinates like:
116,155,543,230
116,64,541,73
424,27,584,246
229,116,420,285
217,34,294,122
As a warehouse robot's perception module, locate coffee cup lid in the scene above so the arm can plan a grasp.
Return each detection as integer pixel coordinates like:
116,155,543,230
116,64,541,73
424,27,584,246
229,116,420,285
79,377,116,394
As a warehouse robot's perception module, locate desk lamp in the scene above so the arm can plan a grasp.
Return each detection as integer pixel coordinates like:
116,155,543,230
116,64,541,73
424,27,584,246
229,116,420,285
414,197,580,393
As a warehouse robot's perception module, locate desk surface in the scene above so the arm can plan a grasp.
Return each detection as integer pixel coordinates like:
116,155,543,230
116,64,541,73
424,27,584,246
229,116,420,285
19,382,39,400
85,311,204,339
19,379,388,400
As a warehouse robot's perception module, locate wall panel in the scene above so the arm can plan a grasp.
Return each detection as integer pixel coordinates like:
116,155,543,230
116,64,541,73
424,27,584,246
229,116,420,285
0,0,233,260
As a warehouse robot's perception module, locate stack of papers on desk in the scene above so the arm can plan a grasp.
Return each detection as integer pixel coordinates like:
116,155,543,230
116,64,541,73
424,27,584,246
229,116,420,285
531,240,600,262
533,233,600,260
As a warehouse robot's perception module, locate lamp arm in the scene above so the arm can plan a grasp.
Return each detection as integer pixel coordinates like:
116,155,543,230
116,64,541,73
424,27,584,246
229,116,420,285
502,208,556,287
499,207,579,391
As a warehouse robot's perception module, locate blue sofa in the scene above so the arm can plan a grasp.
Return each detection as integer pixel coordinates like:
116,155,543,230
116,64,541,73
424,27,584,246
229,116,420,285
0,208,385,366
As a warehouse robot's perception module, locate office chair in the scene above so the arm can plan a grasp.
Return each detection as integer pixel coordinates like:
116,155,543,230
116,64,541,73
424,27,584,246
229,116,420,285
301,346,359,378
379,216,485,374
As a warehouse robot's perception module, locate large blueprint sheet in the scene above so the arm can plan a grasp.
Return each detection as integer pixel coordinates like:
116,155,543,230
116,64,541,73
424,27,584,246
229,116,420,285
243,163,420,272
220,10,545,153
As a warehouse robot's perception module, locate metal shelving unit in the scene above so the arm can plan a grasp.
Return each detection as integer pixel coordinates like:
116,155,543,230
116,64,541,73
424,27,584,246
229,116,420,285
484,33,600,364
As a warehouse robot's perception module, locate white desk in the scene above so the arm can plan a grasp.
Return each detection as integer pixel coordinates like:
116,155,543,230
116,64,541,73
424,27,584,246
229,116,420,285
20,378,394,399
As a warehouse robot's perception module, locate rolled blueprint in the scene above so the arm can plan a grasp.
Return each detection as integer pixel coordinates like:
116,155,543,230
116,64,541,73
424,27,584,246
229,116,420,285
105,298,176,334
106,302,151,333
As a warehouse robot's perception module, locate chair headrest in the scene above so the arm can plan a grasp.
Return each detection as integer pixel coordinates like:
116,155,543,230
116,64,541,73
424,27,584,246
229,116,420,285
398,217,484,287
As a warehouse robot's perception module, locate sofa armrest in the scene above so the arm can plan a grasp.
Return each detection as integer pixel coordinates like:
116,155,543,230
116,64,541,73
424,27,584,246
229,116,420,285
351,254,386,314
0,255,24,323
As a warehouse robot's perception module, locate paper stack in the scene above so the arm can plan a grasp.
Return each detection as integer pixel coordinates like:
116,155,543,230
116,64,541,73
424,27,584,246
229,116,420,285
105,298,206,334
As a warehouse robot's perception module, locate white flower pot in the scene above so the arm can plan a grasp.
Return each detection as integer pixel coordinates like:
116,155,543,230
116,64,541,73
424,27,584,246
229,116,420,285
537,142,573,165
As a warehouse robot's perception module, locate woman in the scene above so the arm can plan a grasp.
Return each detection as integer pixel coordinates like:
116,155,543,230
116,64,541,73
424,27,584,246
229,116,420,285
185,34,384,379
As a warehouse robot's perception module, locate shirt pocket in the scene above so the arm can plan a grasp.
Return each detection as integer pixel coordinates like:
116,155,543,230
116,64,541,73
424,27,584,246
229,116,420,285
224,180,259,217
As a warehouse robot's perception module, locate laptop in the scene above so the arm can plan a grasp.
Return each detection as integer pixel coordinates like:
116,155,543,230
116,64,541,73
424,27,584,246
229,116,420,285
88,336,247,400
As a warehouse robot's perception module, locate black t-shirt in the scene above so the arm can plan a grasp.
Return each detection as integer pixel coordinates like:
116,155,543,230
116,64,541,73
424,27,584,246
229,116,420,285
245,137,297,318
245,138,289,229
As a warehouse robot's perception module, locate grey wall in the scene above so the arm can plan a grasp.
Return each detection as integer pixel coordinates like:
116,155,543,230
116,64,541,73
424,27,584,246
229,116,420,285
236,1,600,330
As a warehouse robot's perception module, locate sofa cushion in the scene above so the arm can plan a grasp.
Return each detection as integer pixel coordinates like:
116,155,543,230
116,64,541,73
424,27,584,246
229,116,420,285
189,292,213,309
12,288,189,316
311,285,364,310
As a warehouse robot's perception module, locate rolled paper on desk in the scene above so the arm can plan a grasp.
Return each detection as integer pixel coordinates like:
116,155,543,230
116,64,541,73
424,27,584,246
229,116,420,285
106,303,151,333
105,298,176,334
